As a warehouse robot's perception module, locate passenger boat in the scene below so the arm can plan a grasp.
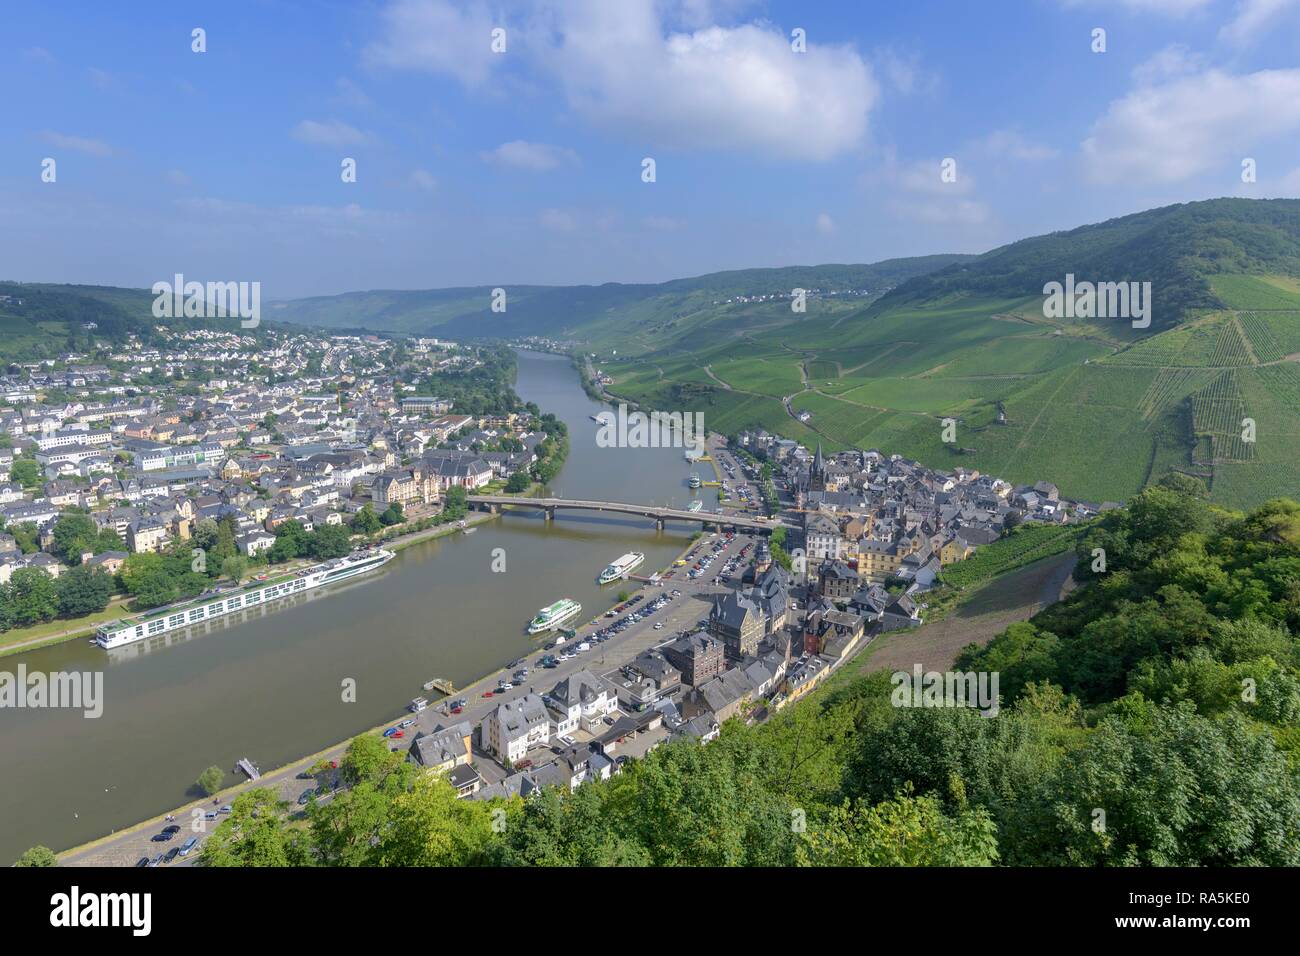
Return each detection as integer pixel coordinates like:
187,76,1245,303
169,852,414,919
527,598,582,634
598,552,645,584
95,549,396,650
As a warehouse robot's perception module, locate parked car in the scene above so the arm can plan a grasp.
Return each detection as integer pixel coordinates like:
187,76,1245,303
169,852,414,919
162,824,181,834
151,831,173,843
382,727,398,737
178,837,199,857
164,847,181,863
148,854,163,867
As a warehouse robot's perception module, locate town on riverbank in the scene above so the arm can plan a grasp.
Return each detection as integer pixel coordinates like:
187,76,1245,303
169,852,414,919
36,346,1090,865
1,332,568,654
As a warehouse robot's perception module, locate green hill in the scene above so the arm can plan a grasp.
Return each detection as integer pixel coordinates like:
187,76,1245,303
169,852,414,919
599,200,1300,509
874,198,1300,330
265,257,972,342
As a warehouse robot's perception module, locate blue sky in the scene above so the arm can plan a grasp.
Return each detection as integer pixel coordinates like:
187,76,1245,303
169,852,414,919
2,0,1298,298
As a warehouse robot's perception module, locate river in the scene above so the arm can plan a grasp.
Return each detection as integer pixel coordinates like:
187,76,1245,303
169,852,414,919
0,350,717,862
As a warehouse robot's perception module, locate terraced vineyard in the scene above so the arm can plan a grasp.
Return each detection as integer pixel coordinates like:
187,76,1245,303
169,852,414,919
1139,367,1216,421
1209,319,1253,366
1191,370,1255,462
603,271,1300,510
1238,312,1285,363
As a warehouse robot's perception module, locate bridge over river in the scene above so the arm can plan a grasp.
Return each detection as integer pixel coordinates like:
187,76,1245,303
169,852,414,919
467,494,784,532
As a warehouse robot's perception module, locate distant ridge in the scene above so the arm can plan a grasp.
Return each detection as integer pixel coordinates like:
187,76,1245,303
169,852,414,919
873,198,1300,329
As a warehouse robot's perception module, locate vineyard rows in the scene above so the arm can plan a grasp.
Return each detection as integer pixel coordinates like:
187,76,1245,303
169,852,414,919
1191,369,1256,461
1208,319,1252,366
1238,312,1284,364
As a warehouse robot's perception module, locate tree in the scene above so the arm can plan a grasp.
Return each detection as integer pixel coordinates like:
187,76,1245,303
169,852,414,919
380,503,405,526
51,512,101,564
201,788,306,867
197,765,225,796
1014,705,1300,866
10,521,39,554
379,773,498,866
221,555,248,583
14,845,58,867
443,485,468,519
10,458,41,490
268,520,306,563
55,565,114,617
309,524,352,559
6,568,59,626
1157,471,1209,498
350,505,382,534
120,553,179,610
798,791,999,867
505,471,530,493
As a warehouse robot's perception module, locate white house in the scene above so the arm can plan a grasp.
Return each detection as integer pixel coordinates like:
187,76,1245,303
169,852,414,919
543,670,619,736
481,694,551,764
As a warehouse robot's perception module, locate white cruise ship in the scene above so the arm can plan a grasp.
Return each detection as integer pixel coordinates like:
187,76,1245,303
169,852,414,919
95,549,396,650
598,551,645,584
527,598,582,634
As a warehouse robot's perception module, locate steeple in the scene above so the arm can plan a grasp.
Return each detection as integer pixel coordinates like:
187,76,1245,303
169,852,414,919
813,442,825,474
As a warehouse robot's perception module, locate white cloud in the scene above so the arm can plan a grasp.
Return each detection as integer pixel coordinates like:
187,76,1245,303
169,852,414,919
333,77,374,110
481,140,578,170
38,131,113,156
815,212,836,234
874,47,936,96
1219,0,1298,45
1059,0,1213,15
1131,43,1207,85
368,0,879,161
1275,167,1300,194
539,208,579,231
409,169,437,190
291,119,373,147
643,215,685,230
363,0,500,86
981,129,1059,162
878,158,990,225
543,2,877,161
1082,65,1300,184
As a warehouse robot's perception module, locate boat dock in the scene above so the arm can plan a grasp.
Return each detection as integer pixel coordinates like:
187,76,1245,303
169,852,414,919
423,678,455,695
236,758,261,781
